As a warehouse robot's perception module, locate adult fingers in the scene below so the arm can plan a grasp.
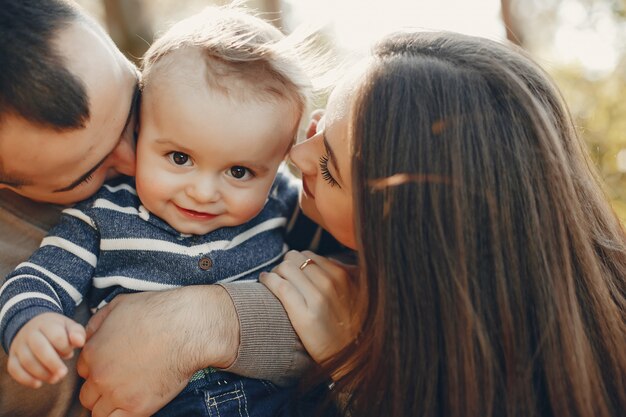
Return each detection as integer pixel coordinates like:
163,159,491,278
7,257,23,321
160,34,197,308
285,251,351,310
109,410,141,417
79,378,101,410
85,297,120,339
302,250,354,280
271,252,322,300
270,251,351,328
76,348,89,378
260,271,307,312
91,395,117,417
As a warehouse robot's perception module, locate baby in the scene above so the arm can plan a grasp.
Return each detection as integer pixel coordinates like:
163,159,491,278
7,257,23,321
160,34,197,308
0,6,329,416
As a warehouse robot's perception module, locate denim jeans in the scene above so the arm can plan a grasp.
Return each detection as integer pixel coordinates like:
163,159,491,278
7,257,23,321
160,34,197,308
154,369,296,417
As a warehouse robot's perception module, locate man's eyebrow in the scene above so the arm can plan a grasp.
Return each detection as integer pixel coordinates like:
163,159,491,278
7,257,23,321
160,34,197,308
323,134,343,183
54,77,140,194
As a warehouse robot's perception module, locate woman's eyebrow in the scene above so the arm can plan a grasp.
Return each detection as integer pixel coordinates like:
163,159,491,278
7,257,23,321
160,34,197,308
323,134,343,183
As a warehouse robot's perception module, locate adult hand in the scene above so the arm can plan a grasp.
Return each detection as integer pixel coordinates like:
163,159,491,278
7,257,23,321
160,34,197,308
77,285,239,417
260,250,361,366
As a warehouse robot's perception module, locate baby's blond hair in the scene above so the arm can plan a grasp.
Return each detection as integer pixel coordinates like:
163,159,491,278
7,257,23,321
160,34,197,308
142,5,313,129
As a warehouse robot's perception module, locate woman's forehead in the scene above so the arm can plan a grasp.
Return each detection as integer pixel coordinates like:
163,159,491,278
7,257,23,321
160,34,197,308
326,76,358,126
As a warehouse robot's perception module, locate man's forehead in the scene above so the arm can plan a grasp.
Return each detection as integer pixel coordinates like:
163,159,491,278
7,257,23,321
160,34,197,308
54,18,137,91
0,112,90,178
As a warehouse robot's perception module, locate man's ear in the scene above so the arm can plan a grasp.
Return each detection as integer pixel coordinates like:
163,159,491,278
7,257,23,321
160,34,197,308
306,109,325,140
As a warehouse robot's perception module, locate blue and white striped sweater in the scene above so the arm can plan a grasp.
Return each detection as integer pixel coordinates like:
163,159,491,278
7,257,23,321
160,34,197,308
0,171,309,351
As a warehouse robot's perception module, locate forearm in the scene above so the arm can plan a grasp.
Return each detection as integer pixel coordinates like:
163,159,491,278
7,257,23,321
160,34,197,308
219,281,314,386
75,282,313,414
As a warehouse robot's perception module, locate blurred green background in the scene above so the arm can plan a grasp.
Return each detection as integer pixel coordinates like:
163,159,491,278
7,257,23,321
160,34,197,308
76,0,626,220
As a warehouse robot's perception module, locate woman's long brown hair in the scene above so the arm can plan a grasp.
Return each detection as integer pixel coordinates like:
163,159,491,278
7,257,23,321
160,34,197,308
325,31,626,417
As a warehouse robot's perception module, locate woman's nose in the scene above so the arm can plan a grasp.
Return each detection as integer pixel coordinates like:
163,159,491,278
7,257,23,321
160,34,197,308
289,136,320,176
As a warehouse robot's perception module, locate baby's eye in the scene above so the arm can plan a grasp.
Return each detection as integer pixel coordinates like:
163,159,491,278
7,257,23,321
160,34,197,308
228,166,253,180
168,152,192,166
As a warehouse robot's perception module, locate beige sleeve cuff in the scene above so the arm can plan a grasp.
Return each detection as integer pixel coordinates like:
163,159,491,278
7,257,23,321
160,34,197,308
218,281,314,387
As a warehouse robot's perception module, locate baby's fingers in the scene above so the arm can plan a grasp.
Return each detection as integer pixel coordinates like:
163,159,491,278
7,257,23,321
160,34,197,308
66,320,86,350
42,317,85,360
7,354,43,389
28,330,68,383
10,340,55,384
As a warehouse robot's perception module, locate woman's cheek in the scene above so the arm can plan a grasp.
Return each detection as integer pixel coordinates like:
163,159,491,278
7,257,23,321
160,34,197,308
320,199,357,249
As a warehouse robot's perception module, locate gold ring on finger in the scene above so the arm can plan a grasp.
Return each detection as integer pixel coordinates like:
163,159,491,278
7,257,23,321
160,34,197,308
299,258,315,270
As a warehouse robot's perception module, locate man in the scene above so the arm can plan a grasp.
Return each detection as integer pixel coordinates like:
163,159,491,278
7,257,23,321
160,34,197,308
0,1,309,416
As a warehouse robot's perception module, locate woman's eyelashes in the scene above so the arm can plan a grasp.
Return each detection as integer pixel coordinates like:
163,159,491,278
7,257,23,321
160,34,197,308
319,154,339,187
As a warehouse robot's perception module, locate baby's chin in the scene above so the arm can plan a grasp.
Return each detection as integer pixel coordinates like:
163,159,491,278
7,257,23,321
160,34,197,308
170,222,220,236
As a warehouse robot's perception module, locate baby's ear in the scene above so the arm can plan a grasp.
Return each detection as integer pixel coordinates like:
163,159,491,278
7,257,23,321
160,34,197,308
306,109,325,139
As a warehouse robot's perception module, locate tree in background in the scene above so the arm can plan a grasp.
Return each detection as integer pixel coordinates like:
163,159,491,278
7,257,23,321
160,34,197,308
103,0,152,64
91,0,283,64
500,0,626,219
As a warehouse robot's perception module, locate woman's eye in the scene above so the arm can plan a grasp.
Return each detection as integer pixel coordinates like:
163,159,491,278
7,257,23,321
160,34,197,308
168,152,192,166
319,154,339,187
228,166,253,180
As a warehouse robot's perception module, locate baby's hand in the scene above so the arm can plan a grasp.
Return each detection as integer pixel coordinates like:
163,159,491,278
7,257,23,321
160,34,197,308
8,312,86,388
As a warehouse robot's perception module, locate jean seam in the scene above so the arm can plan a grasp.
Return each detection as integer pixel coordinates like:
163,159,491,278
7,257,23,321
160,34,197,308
204,381,250,417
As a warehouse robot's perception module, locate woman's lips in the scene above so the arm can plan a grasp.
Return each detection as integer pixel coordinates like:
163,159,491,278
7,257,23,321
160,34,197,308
175,205,217,220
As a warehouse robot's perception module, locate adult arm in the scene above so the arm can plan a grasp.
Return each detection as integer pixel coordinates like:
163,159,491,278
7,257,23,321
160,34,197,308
260,250,361,370
76,111,339,416
75,213,338,416
76,282,310,417
219,281,313,384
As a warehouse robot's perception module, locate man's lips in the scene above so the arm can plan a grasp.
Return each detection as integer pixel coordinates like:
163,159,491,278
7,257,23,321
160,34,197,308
175,204,217,220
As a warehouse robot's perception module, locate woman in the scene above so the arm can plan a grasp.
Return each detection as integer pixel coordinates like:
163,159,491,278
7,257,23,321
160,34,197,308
261,31,626,417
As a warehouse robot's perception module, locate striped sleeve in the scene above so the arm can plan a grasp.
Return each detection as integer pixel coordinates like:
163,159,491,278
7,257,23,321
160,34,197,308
0,203,99,352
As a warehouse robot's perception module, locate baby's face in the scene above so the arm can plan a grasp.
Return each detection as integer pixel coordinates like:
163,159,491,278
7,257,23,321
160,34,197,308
134,78,298,235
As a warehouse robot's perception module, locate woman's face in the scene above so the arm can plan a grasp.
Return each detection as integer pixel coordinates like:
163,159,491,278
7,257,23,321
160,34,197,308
289,77,357,249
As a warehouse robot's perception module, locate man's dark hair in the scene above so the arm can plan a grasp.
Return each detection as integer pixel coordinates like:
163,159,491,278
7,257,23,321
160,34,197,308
0,0,90,130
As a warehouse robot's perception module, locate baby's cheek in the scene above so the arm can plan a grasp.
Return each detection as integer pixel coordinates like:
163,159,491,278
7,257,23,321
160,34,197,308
232,195,268,223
